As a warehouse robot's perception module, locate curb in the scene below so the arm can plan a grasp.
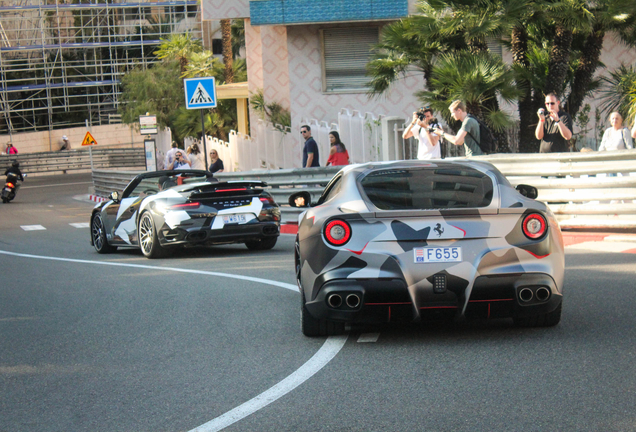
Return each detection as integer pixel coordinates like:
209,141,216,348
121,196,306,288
88,194,107,203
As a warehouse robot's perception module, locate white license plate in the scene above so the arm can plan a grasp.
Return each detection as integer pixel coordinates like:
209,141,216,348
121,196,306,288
414,247,462,263
3,187,9,192
222,214,247,224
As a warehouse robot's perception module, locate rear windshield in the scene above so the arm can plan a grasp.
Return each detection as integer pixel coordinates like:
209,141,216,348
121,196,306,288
360,167,494,210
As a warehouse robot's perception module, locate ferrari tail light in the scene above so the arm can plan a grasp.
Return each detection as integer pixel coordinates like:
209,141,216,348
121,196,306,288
260,196,275,205
5,182,14,188
324,219,351,246
522,213,547,239
168,202,201,210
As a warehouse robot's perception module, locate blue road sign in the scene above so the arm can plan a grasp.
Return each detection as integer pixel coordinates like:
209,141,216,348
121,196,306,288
184,77,217,109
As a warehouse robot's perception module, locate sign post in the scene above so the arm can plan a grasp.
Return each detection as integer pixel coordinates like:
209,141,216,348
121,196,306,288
139,115,158,135
184,77,217,170
144,139,157,171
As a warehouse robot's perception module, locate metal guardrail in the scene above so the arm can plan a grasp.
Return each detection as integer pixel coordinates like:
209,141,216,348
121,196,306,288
91,149,636,229
0,147,145,175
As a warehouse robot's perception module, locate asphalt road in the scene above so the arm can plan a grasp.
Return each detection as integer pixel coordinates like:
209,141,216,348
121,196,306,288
1,173,636,432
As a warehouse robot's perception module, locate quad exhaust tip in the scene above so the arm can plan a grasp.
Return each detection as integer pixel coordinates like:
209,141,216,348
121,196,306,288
519,288,534,302
536,287,551,302
327,294,342,308
346,294,361,309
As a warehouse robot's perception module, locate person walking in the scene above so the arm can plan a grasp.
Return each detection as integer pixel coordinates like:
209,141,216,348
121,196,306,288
598,112,633,151
300,125,320,168
403,107,441,159
433,100,483,157
186,143,205,169
326,131,349,166
535,93,573,153
208,149,224,173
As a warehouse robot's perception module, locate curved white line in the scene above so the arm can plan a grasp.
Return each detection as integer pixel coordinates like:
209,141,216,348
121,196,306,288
0,250,297,291
21,181,93,189
190,335,348,432
0,249,349,431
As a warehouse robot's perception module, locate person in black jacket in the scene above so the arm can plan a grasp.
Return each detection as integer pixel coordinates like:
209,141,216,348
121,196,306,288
4,160,24,182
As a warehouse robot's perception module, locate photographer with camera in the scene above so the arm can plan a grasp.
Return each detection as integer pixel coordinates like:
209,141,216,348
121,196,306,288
403,107,441,159
167,150,191,170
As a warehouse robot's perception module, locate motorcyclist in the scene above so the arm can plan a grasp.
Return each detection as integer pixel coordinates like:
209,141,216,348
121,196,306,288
5,160,24,182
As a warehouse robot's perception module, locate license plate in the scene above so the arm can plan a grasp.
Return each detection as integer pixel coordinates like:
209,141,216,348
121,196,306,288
414,247,462,263
3,188,9,192
222,214,247,224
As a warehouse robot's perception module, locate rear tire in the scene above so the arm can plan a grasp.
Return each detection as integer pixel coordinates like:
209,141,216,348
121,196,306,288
514,302,562,327
91,214,116,253
245,236,277,250
138,211,165,259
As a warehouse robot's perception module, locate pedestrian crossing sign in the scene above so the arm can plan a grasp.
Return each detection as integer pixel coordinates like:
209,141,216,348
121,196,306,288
184,77,217,109
81,131,97,146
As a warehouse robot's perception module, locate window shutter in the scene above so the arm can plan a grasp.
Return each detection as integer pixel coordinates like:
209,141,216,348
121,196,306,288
323,27,378,92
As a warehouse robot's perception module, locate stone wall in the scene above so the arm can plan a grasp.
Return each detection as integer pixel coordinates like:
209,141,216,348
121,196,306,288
1,124,144,154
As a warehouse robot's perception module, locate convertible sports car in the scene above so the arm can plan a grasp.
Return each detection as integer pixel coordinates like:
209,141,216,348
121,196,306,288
289,160,564,336
90,170,280,258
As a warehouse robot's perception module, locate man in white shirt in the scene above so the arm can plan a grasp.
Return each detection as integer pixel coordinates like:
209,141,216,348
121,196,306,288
403,107,441,159
164,141,190,170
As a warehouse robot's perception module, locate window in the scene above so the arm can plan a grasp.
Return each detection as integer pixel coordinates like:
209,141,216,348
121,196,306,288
321,27,379,93
360,167,494,210
317,174,343,205
212,39,223,55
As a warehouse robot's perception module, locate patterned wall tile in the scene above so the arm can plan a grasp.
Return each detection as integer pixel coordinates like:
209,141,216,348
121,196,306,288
201,0,249,20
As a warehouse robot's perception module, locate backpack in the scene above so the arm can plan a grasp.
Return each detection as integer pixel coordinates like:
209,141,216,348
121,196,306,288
465,115,496,154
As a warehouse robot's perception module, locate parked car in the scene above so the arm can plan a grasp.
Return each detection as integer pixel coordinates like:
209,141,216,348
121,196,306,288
90,170,280,258
290,160,564,336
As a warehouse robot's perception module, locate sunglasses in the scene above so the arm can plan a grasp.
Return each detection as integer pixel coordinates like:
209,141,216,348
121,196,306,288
300,130,308,134
545,102,556,106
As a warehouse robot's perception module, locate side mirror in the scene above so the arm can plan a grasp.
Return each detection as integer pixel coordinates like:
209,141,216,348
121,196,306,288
110,191,120,202
516,184,538,199
289,191,311,208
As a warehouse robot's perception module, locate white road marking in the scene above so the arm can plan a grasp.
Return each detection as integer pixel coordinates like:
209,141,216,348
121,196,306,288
357,333,380,343
190,335,348,432
69,222,90,228
21,182,93,189
0,249,348,431
20,225,46,231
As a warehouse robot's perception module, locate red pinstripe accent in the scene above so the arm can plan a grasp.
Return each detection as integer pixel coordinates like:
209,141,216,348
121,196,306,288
366,302,412,306
419,306,457,310
388,306,391,321
346,242,369,255
469,299,513,302
450,225,466,237
488,303,491,319
526,250,550,259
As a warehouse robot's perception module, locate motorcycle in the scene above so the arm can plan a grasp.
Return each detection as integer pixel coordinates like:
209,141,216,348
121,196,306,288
2,172,26,203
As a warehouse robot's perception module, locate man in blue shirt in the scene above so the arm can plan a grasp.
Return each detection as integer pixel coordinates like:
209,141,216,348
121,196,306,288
301,125,320,168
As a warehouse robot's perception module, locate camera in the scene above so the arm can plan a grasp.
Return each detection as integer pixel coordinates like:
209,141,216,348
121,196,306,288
416,108,427,121
427,126,436,133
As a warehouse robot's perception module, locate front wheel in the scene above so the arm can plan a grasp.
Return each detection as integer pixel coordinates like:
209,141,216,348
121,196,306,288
138,211,165,258
245,236,277,251
91,214,116,253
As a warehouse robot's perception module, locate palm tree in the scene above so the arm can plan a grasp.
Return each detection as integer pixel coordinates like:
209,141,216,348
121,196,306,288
221,19,233,83
597,64,636,121
418,52,523,132
154,33,203,73
231,19,245,59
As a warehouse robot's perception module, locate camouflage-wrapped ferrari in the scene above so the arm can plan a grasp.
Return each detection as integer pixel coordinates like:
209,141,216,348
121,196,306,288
289,160,564,337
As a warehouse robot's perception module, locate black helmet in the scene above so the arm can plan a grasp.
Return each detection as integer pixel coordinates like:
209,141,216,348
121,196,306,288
12,160,19,168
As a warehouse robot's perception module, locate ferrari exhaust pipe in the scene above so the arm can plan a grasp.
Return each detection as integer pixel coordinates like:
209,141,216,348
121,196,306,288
347,294,360,309
536,287,551,302
327,294,342,308
346,294,361,309
519,288,533,303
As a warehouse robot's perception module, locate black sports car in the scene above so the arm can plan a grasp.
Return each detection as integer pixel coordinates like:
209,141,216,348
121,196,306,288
90,170,280,258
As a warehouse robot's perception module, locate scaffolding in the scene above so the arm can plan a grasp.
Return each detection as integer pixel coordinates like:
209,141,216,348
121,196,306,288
0,0,201,135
